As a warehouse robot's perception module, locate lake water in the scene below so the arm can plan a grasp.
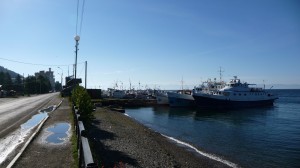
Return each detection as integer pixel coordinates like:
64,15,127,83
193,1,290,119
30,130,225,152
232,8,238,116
125,89,300,168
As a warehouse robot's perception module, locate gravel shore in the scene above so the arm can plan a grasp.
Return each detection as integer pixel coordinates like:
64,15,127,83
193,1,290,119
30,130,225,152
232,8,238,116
89,107,230,168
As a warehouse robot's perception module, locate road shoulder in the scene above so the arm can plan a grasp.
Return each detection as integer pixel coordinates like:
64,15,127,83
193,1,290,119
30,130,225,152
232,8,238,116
14,97,75,168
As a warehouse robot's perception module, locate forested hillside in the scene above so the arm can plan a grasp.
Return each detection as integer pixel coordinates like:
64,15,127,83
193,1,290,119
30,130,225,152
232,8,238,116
0,66,21,78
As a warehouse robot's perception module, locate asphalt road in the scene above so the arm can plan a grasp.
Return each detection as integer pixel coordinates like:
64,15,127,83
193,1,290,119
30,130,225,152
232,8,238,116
0,93,59,138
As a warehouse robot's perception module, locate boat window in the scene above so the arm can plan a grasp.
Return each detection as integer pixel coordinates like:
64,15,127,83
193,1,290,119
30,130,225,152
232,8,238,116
239,93,241,96
244,94,246,96
223,92,230,96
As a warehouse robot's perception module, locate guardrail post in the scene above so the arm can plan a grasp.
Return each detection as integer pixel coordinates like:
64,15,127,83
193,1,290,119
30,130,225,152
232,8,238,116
72,103,96,168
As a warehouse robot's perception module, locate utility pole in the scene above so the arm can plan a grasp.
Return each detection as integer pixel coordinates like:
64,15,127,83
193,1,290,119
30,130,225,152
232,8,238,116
40,79,41,94
23,73,25,95
58,67,63,90
74,35,80,79
85,61,87,89
35,77,37,94
73,64,75,78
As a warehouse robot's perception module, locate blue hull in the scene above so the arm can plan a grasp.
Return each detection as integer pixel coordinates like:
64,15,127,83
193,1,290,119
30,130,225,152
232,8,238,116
193,95,276,109
168,97,195,107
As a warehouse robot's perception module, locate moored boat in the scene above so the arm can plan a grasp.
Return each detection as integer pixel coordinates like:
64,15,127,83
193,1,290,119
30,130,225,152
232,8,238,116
193,76,278,109
167,90,195,107
156,91,169,105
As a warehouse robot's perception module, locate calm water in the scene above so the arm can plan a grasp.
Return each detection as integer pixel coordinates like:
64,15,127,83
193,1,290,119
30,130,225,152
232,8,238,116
125,89,300,168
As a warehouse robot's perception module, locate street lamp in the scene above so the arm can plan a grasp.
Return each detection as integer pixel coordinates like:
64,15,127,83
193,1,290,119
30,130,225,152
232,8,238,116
58,67,63,90
74,35,80,79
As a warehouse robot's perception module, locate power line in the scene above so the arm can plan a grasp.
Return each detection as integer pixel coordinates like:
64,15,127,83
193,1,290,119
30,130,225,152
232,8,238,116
0,57,85,67
76,0,80,35
79,0,86,35
76,0,86,36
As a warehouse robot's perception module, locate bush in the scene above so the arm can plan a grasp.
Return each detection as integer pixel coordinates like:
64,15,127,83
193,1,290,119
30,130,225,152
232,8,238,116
71,85,93,121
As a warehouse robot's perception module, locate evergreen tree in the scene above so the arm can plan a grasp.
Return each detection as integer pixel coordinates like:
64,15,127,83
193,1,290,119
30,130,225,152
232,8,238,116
0,72,4,87
14,74,23,93
34,75,52,94
3,72,13,90
25,76,37,94
71,85,94,122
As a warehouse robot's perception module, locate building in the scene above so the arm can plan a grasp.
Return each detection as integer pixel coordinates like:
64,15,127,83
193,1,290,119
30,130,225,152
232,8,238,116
35,68,55,91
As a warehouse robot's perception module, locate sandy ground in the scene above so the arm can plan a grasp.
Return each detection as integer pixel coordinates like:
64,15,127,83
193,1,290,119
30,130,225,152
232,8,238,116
88,107,230,168
12,97,75,168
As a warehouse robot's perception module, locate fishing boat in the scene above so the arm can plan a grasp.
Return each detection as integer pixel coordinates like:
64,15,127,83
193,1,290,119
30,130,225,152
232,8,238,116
108,88,126,99
193,76,278,109
156,91,169,105
194,78,226,93
167,77,195,107
167,90,195,107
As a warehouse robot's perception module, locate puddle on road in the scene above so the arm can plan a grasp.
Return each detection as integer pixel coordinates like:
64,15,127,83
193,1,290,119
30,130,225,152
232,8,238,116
21,113,48,130
43,123,70,144
21,105,56,129
39,105,56,113
0,105,56,165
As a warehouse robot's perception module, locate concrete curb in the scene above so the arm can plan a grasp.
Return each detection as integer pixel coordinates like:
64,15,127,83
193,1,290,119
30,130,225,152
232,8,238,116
56,98,64,109
6,98,64,168
53,98,65,111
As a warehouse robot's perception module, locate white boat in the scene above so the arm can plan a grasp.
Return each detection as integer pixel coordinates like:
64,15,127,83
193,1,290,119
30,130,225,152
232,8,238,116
108,88,126,98
193,76,278,109
156,91,169,105
197,79,226,92
167,90,195,107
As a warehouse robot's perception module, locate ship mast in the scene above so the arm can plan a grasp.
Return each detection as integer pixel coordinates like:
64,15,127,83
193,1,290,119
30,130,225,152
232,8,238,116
219,67,224,82
181,76,184,92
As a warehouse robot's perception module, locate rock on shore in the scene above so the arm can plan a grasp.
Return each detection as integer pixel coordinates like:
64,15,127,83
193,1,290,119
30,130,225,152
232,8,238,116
89,107,230,168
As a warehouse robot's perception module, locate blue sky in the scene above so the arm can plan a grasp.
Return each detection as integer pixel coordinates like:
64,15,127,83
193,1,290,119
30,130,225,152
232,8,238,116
0,0,299,89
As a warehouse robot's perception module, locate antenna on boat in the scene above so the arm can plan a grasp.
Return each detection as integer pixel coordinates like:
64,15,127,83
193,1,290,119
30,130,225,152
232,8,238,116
181,76,184,91
139,81,140,90
218,67,224,82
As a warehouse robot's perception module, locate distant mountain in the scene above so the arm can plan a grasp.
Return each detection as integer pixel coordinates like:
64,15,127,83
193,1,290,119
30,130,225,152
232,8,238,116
0,66,21,78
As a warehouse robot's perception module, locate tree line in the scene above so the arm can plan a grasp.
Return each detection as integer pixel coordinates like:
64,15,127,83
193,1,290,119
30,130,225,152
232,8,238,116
0,71,62,95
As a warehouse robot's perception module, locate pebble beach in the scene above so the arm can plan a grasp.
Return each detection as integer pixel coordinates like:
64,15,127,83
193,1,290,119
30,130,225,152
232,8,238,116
89,107,231,168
